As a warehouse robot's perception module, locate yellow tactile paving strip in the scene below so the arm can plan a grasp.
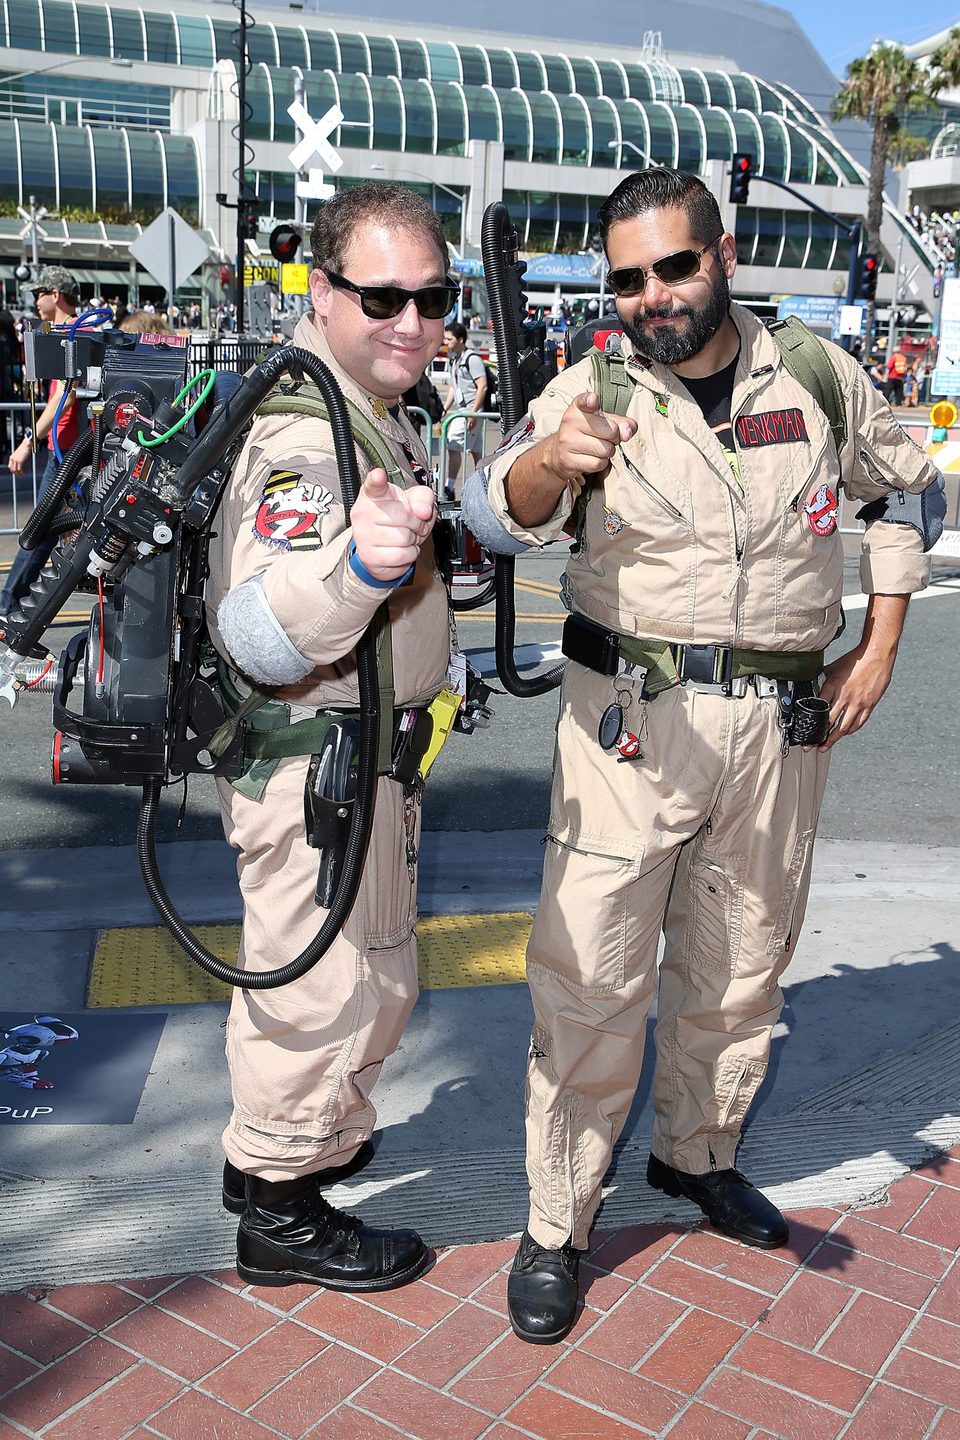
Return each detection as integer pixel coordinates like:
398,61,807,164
88,911,533,1007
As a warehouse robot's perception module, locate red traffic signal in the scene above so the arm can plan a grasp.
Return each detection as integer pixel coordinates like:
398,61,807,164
858,252,879,301
269,223,302,264
729,153,753,205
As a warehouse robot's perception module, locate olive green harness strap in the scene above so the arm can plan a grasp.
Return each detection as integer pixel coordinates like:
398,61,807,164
212,383,409,773
576,322,849,547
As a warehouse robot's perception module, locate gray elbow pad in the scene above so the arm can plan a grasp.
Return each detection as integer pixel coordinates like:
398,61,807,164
217,575,314,686
856,473,947,552
461,466,530,556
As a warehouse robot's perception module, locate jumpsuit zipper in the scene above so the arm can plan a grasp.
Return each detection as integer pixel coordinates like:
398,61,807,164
620,454,690,525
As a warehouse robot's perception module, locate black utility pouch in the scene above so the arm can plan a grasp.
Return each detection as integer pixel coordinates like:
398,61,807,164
304,719,360,907
391,707,434,786
562,614,621,675
789,695,831,747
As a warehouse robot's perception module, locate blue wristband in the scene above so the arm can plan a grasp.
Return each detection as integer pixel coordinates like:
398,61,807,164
347,541,414,590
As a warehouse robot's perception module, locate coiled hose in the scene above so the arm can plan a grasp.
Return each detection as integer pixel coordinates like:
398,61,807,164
137,345,384,989
480,201,564,698
18,428,95,551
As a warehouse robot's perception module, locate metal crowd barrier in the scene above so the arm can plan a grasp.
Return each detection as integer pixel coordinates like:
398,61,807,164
0,401,42,537
437,408,501,493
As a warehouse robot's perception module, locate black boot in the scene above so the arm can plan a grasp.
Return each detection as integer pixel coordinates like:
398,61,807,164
507,1230,580,1344
221,1142,376,1215
236,1175,430,1291
647,1153,789,1249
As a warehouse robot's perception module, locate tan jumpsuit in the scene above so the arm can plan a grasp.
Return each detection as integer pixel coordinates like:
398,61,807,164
480,305,939,1248
206,316,450,1182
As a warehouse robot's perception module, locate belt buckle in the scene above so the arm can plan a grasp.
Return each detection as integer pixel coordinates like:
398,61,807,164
679,645,746,698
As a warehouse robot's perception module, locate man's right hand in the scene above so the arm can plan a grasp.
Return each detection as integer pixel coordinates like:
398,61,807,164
543,391,638,487
351,469,437,583
7,438,31,477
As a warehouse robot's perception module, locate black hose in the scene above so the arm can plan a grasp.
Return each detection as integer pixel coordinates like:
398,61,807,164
136,345,383,990
18,428,95,551
481,202,565,698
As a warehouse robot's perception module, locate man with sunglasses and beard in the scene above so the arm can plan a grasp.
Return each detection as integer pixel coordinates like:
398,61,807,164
206,183,457,1291
465,168,940,1343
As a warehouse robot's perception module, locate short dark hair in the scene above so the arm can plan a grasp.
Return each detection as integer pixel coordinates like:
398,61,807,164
597,168,724,250
311,182,449,276
444,321,467,342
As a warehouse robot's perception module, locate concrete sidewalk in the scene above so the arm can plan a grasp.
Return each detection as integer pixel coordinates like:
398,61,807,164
1,827,959,1437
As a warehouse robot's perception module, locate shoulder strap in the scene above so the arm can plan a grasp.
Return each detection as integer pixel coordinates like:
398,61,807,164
589,348,632,418
767,315,848,459
256,385,407,487
571,350,634,548
252,382,400,771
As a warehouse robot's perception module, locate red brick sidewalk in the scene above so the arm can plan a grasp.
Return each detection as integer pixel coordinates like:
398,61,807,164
2,1150,959,1440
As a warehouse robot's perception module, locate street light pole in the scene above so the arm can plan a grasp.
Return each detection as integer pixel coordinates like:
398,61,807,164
608,139,651,166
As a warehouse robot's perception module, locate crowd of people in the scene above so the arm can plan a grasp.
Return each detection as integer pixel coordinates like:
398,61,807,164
910,203,959,270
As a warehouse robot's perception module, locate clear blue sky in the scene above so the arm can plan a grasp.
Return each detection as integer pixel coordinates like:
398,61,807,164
782,3,959,77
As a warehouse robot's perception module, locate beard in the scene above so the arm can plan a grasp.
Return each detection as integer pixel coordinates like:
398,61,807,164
618,264,731,366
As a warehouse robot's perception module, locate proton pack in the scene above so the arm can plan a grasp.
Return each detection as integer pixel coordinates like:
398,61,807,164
0,319,492,988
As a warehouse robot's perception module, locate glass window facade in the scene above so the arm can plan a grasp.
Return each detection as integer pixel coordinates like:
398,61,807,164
1,0,931,286
42,0,78,51
54,123,94,206
90,125,129,207
75,3,111,56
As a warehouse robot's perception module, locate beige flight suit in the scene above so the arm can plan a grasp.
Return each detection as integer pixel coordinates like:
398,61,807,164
206,315,450,1182
480,303,939,1248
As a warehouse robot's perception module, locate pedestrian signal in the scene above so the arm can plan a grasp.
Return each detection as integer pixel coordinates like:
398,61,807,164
269,224,302,264
729,153,753,205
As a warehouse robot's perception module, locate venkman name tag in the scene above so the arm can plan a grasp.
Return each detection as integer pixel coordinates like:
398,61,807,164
735,408,809,447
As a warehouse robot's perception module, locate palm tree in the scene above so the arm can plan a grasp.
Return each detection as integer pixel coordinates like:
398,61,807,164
929,27,960,92
831,43,936,336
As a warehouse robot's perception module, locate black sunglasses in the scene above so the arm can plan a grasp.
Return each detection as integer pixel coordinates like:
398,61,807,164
32,288,53,301
324,269,460,321
607,236,724,298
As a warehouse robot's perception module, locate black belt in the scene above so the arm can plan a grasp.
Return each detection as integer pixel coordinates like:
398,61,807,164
561,614,823,696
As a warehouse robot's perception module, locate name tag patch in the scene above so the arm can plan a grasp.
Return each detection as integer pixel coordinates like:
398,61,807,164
735,408,808,448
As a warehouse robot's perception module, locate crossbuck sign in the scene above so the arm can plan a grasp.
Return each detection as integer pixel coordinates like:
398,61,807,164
288,101,343,203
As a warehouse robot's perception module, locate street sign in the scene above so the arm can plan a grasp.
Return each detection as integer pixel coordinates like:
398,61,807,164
245,283,273,336
281,263,310,295
243,260,279,287
838,305,864,336
288,99,342,204
931,278,960,397
130,208,210,301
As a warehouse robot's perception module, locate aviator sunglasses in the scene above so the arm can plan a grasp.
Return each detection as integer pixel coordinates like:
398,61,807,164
324,269,460,321
607,235,724,297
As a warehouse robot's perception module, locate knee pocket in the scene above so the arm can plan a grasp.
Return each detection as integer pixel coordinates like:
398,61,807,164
528,835,644,994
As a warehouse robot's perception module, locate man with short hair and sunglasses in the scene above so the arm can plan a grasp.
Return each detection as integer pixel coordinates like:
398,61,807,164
206,182,457,1291
465,168,940,1343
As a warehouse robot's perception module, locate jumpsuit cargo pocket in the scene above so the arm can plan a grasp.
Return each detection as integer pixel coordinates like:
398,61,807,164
528,834,644,994
766,829,814,958
685,846,746,977
713,1055,768,1131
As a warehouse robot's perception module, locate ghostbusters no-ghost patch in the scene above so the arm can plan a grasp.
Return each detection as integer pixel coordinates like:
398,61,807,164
803,483,838,536
253,470,335,551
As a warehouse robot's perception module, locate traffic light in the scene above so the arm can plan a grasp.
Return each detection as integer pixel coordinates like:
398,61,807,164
242,206,260,240
729,153,753,205
462,285,473,310
858,252,879,301
269,223,301,264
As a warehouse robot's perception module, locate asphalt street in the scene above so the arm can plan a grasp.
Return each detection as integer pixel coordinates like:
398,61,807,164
1,548,958,852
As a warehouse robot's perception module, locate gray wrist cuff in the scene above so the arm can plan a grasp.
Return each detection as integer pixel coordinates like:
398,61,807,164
461,466,530,556
217,575,314,686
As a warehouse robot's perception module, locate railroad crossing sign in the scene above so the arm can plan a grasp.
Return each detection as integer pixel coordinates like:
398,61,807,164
287,100,342,203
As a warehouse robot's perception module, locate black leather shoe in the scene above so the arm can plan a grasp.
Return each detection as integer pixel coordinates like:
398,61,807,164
647,1153,789,1249
507,1230,580,1344
221,1141,376,1215
236,1175,430,1291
